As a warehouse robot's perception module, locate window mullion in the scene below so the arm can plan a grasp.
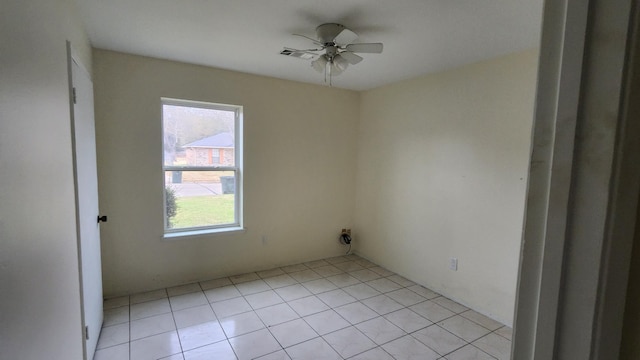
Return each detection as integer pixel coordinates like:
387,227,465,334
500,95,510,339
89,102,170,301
164,166,237,172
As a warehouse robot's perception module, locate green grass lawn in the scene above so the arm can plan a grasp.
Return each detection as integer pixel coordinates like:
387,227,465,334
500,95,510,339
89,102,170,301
170,194,235,228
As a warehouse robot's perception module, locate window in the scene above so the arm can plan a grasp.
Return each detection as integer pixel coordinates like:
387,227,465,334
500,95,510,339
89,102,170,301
210,149,220,165
162,98,242,234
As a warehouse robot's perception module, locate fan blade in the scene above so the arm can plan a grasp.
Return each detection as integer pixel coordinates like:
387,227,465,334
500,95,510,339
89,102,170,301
280,48,319,60
311,56,328,73
282,47,321,60
292,33,323,46
333,28,358,46
339,51,363,65
345,43,383,54
284,46,322,53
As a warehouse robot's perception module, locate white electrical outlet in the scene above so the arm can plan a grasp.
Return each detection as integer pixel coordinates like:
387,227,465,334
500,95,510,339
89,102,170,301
449,257,458,271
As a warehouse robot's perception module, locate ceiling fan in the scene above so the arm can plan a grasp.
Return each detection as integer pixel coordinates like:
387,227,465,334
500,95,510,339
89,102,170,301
280,23,383,84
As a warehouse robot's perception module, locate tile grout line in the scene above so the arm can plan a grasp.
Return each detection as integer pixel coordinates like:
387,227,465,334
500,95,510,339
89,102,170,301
97,255,511,360
167,288,185,359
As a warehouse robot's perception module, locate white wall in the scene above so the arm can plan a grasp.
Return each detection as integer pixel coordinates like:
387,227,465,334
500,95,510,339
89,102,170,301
0,0,92,358
93,50,359,296
354,49,538,325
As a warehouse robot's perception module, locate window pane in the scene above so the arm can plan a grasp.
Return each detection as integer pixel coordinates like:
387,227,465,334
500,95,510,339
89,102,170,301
165,170,236,229
163,104,235,167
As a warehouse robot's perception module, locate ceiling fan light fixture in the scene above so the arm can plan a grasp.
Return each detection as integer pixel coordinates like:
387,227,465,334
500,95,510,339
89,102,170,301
333,55,349,72
311,55,327,73
330,62,345,76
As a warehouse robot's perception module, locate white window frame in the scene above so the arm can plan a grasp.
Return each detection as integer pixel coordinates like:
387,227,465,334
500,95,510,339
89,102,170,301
162,97,243,236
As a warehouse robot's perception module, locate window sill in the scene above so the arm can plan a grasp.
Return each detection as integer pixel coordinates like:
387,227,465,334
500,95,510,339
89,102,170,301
163,226,245,240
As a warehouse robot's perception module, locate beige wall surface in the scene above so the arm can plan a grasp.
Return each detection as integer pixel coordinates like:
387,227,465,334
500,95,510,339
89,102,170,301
354,49,538,325
93,50,359,296
0,0,91,358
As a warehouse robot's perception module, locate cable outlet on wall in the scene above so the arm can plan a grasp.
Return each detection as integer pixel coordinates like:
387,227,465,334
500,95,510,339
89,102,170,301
449,257,458,271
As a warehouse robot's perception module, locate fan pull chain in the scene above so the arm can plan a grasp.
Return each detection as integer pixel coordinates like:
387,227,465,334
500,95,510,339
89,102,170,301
324,63,328,84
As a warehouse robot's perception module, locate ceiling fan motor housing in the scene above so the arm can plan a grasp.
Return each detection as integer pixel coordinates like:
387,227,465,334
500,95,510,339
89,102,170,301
325,46,338,59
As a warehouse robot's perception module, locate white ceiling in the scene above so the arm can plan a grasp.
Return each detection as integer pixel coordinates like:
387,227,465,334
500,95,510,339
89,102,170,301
75,0,543,91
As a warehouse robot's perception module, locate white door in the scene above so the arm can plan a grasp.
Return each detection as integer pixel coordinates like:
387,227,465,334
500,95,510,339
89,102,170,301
71,55,104,359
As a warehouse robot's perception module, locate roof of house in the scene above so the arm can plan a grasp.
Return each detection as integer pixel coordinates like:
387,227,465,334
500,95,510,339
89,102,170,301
183,132,234,148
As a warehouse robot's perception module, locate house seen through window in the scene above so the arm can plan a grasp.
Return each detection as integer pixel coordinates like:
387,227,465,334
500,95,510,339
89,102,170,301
162,98,242,233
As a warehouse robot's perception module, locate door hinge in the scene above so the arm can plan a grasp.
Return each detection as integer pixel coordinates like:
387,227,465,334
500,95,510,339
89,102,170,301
85,325,89,340
72,87,77,104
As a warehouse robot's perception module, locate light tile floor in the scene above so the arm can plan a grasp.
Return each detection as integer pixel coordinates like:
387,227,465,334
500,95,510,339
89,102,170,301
95,254,513,360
